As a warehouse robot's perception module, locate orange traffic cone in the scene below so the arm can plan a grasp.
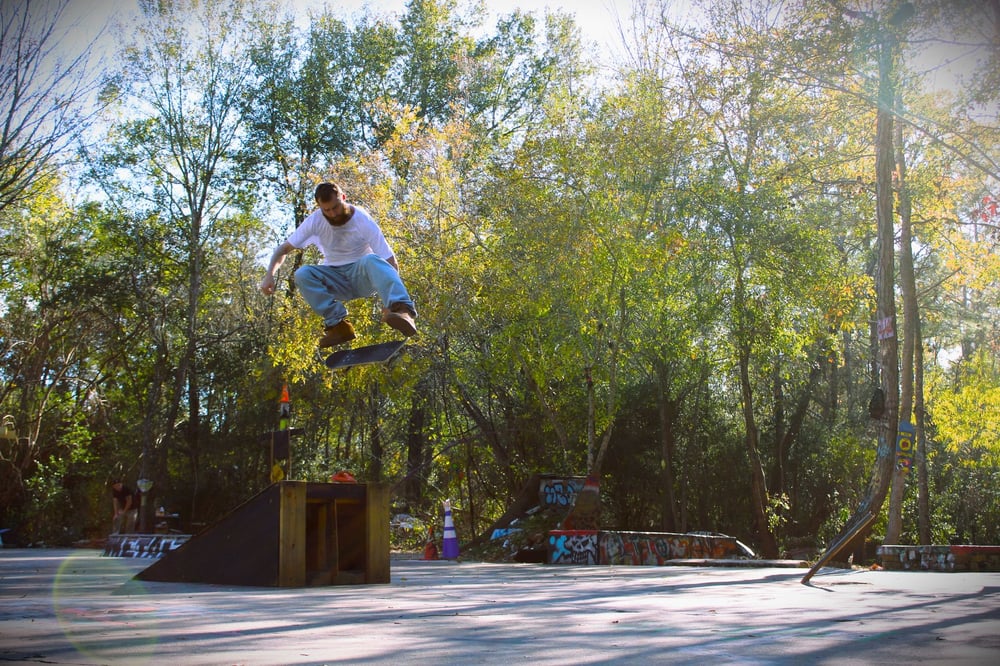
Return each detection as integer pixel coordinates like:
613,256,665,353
423,525,439,560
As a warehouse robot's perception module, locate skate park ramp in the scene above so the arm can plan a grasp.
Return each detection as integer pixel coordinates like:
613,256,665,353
477,473,756,566
135,480,389,587
476,473,587,545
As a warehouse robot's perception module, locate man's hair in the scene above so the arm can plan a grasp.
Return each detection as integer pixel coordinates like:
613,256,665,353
315,182,344,203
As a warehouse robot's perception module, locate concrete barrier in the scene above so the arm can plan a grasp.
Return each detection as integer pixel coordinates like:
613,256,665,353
549,530,750,565
878,544,1000,571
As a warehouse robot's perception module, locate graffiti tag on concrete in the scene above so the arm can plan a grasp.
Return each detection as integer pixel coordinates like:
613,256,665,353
552,530,743,565
549,530,599,565
104,534,189,559
538,478,584,509
878,544,1000,571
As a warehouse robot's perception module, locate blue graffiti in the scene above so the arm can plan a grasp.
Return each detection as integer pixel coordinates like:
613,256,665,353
540,479,582,508
549,532,597,564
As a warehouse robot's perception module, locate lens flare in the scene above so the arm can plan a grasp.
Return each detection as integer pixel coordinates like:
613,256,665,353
53,551,159,664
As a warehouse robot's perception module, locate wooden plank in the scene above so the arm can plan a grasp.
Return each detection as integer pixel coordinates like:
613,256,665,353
329,499,340,577
278,481,306,587
313,503,328,571
366,483,391,583
336,500,365,573
307,483,366,501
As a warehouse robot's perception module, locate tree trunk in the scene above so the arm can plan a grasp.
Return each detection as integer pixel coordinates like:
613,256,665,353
847,26,901,558
184,214,203,520
885,89,916,545
139,339,169,533
455,380,512,485
657,390,679,532
915,323,931,544
369,385,384,482
777,354,823,501
772,363,785,495
806,23,901,579
737,326,779,558
404,398,426,510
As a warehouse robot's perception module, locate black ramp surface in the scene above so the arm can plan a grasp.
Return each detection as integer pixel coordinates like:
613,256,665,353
136,484,282,586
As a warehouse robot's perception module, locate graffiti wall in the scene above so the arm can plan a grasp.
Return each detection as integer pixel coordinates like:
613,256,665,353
878,544,1000,572
537,477,584,511
548,530,599,565
602,532,672,565
602,531,743,565
549,530,744,566
104,534,190,559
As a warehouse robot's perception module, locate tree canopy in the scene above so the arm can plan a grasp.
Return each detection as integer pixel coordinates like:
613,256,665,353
1,0,997,558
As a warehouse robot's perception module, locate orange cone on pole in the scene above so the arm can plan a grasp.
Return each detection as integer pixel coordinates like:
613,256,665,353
441,499,459,560
279,384,290,431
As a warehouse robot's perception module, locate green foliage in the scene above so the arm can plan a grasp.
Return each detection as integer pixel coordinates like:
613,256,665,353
928,350,1000,462
925,419,1000,545
767,492,791,534
2,0,997,557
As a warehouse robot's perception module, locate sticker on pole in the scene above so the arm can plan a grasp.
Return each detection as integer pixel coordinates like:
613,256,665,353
896,421,915,474
877,316,895,340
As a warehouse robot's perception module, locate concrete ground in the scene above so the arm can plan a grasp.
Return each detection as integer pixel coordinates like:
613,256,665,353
1,549,998,665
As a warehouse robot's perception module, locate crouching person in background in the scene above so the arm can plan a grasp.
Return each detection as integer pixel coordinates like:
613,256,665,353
110,480,138,534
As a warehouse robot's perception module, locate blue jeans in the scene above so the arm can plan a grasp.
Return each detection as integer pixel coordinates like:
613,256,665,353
293,254,416,327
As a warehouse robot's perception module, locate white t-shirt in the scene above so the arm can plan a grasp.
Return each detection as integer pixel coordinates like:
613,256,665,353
286,205,394,266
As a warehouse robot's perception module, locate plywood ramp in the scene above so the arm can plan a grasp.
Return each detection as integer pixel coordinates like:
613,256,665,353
135,481,389,587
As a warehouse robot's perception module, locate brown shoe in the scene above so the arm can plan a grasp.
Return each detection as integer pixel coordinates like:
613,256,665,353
319,320,356,348
381,305,417,337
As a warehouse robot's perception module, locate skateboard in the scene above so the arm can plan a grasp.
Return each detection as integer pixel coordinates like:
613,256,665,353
325,340,407,370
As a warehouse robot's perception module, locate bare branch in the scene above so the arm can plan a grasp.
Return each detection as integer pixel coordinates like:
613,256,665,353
0,0,105,214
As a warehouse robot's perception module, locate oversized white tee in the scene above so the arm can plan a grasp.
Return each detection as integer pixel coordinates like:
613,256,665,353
286,205,394,266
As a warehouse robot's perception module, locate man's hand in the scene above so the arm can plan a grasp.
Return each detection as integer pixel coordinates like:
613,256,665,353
260,273,277,295
261,242,293,295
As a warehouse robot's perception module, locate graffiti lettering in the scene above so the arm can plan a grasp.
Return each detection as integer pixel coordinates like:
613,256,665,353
575,531,744,565
539,478,583,508
549,531,598,565
104,534,189,559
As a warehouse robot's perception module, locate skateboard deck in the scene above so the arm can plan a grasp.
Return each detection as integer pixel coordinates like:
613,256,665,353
325,340,406,370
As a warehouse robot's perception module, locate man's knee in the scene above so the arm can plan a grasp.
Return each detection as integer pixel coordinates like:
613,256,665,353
294,265,318,286
356,254,383,271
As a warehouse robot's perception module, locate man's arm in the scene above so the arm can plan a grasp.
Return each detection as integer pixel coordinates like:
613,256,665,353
260,241,296,295
386,255,399,273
